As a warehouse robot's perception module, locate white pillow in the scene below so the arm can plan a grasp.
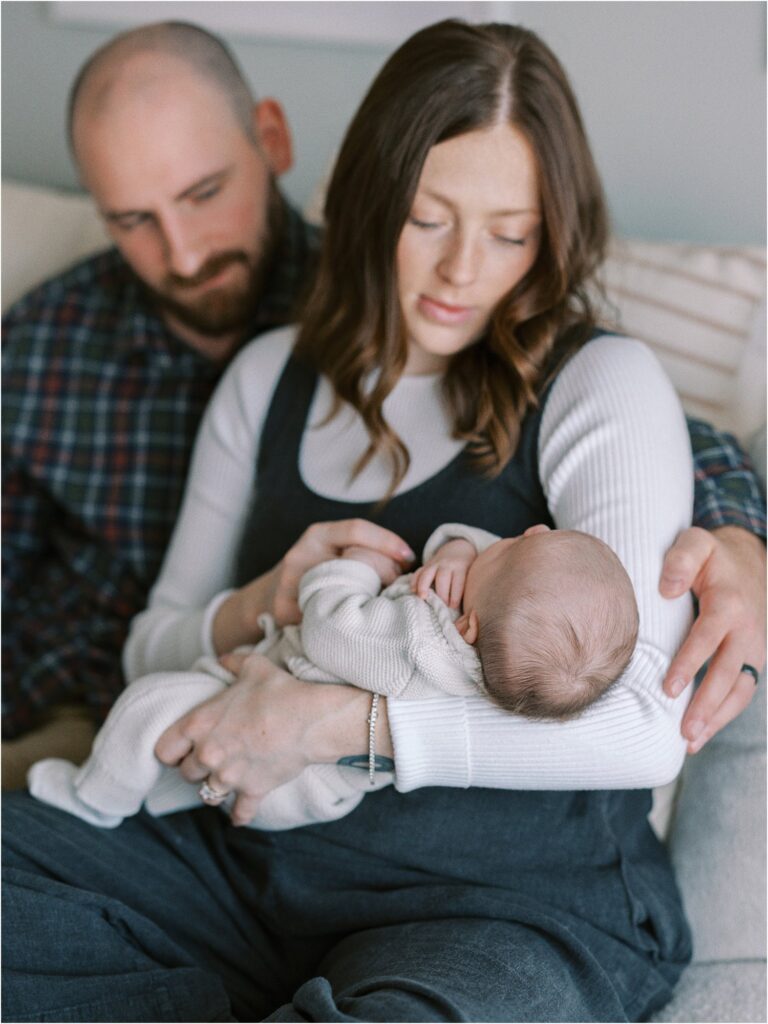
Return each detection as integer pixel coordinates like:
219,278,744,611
596,240,766,441
2,179,109,313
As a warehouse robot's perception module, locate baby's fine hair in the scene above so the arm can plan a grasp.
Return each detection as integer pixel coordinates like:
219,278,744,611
478,531,639,721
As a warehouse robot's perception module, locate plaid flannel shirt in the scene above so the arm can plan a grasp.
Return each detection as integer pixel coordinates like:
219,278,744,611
2,209,765,736
688,418,766,537
2,201,320,737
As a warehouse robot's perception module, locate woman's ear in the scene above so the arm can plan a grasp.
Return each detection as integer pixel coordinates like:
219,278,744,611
456,609,479,645
252,98,293,175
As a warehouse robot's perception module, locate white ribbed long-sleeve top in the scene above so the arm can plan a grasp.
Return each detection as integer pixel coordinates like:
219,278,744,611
124,326,694,791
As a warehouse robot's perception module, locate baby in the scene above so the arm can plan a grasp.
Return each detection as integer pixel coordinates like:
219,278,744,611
28,523,638,829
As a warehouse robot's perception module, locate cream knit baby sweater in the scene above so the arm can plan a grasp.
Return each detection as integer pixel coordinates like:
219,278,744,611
28,524,498,830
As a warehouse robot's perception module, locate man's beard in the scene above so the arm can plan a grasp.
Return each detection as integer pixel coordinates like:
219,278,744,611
147,187,283,340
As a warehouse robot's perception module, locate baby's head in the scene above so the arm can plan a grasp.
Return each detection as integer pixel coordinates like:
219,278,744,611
463,527,639,720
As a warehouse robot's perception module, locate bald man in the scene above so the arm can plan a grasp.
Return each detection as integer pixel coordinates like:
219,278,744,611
2,22,320,779
2,21,765,788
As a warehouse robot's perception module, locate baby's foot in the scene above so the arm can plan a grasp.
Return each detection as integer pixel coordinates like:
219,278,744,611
27,758,124,828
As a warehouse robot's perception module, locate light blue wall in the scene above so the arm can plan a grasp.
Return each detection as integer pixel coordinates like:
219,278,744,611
2,1,765,244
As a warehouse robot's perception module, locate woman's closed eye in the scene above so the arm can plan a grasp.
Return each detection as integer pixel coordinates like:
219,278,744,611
408,216,443,230
494,234,526,247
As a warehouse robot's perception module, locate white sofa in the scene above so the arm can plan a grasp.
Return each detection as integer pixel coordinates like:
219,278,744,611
2,178,766,1023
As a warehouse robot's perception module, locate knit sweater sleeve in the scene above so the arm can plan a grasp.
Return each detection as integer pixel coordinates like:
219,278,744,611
123,327,296,681
298,560,480,698
388,335,696,791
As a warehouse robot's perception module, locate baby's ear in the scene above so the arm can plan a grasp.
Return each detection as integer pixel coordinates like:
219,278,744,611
523,523,551,538
456,609,479,645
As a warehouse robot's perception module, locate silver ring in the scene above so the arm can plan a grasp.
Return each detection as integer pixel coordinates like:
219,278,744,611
740,664,760,685
198,778,230,805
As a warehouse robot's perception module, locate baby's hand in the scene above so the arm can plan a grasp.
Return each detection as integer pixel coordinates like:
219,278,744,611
411,538,477,609
341,544,403,586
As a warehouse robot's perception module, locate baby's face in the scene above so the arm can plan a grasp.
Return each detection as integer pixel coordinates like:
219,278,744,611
464,524,551,610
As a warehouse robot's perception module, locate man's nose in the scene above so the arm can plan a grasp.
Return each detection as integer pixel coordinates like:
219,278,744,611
159,214,207,279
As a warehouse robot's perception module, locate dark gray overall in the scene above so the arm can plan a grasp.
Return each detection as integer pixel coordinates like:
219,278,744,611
2,352,691,1023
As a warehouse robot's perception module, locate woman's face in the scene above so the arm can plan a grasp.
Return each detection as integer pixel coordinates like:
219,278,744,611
396,122,542,375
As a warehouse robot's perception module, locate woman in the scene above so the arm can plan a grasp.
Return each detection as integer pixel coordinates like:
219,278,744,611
3,20,763,1022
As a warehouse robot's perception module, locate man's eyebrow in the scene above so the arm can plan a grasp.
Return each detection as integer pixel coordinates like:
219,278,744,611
102,167,233,220
174,166,232,202
420,189,537,217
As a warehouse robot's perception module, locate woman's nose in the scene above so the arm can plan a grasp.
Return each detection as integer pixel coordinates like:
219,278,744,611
437,233,479,287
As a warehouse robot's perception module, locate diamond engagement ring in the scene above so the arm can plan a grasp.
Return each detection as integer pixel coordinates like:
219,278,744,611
198,778,230,805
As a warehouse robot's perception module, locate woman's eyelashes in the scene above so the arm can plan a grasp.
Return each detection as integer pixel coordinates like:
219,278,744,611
408,215,442,229
495,235,526,247
407,216,526,247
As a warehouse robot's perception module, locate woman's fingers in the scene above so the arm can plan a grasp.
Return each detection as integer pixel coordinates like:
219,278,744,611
272,520,415,625
230,791,262,827
154,721,195,766
303,519,415,564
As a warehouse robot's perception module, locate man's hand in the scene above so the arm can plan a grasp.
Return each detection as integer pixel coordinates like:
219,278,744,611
660,526,766,753
412,538,477,608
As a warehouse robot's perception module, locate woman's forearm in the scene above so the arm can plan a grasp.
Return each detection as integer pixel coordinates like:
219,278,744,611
157,653,394,826
389,336,696,792
211,570,276,654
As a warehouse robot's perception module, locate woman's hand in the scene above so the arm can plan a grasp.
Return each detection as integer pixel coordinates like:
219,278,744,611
213,520,415,653
660,525,766,752
155,652,391,826
341,544,404,586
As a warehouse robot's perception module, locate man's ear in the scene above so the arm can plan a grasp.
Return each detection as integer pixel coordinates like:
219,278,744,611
456,609,479,646
253,98,293,175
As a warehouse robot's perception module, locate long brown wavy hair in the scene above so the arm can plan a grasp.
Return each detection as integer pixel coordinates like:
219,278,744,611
294,19,609,497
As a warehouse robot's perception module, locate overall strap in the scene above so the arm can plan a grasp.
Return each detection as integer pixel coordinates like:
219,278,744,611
257,354,318,480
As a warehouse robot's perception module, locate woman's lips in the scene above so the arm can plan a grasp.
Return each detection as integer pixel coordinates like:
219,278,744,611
418,294,476,325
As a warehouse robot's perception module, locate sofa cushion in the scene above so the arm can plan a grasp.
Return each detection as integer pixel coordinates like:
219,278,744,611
1,179,109,313
598,239,767,437
651,961,767,1023
668,678,766,962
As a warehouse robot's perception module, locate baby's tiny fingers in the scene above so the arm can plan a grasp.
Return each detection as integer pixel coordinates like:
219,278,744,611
414,564,437,598
449,570,466,609
434,568,454,605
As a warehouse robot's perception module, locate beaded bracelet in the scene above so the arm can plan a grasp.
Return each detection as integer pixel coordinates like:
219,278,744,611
337,692,395,783
367,693,381,785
